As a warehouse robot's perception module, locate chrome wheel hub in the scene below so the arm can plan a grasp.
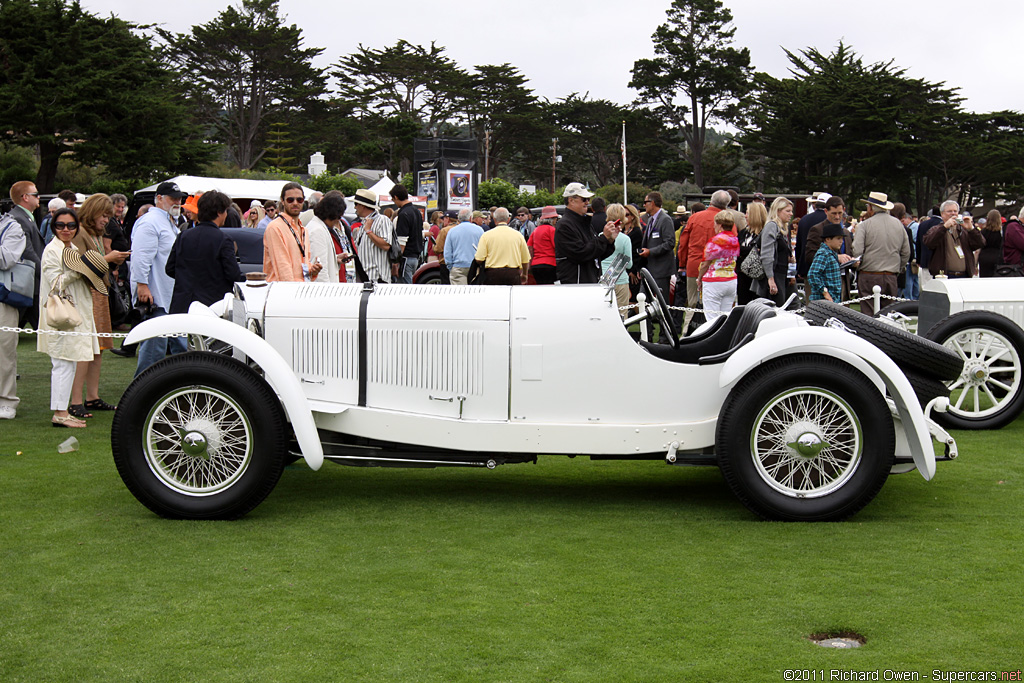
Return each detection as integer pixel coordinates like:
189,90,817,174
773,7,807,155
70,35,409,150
180,430,209,459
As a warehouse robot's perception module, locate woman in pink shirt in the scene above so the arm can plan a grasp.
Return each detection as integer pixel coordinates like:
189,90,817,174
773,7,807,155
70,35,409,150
697,210,740,320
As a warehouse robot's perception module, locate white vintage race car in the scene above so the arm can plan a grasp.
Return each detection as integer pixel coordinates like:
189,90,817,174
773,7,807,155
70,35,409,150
111,270,961,522
874,278,1024,430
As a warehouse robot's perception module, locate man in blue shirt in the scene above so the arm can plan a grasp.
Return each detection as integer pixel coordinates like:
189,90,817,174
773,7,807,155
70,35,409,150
443,208,484,285
130,181,189,376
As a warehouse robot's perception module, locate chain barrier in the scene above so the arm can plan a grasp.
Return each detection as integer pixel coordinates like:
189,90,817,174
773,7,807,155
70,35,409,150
1,326,188,338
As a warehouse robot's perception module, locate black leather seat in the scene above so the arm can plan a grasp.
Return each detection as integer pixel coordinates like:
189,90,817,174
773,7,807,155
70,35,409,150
639,299,778,365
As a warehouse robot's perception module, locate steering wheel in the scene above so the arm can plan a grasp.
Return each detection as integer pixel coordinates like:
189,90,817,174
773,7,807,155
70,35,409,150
639,268,679,348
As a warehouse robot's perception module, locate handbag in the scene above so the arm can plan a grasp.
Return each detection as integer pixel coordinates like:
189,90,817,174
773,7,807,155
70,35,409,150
46,276,83,331
0,217,37,308
108,276,130,326
740,246,765,280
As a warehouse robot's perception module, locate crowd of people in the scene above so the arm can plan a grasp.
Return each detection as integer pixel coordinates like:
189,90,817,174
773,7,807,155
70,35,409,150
5,176,1024,429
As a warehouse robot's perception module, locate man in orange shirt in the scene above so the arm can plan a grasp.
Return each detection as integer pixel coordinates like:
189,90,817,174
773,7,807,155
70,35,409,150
677,190,730,331
263,182,323,282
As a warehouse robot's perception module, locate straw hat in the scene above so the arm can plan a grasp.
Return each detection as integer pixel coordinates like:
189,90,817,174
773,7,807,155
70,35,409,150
62,247,109,294
864,192,895,211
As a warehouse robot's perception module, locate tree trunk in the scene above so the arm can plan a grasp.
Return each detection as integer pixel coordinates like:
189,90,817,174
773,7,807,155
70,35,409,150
691,100,704,189
35,139,62,194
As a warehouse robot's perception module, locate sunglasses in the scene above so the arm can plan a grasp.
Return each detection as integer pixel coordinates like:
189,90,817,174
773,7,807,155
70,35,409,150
54,221,77,230
283,197,304,204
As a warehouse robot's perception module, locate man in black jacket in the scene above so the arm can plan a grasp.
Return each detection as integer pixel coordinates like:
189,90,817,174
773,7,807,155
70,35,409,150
391,184,422,283
165,190,244,314
554,183,618,284
796,191,830,295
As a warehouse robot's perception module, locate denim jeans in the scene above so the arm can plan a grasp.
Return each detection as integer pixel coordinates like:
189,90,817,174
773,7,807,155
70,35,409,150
134,307,188,377
901,265,920,300
396,256,420,284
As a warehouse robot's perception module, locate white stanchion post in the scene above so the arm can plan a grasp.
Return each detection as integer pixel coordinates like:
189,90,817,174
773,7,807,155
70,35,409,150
637,292,649,342
872,285,881,315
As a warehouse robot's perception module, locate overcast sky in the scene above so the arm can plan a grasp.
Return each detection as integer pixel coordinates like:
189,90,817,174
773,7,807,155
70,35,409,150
84,0,1022,116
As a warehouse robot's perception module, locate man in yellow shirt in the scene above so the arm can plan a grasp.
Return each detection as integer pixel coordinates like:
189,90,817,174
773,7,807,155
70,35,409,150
471,207,531,285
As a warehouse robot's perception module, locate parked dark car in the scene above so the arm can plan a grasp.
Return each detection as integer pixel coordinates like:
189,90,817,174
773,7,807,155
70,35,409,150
221,227,265,274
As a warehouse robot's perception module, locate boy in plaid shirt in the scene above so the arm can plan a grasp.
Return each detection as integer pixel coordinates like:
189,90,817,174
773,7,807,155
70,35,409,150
807,223,844,302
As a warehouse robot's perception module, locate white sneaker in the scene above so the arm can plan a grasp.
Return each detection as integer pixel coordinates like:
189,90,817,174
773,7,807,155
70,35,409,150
0,405,15,419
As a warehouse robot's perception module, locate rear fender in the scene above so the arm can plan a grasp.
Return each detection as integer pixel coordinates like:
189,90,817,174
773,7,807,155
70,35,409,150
125,312,324,470
719,326,935,480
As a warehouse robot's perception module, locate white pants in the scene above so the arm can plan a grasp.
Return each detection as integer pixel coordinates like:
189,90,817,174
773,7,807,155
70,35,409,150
50,358,76,411
702,279,737,321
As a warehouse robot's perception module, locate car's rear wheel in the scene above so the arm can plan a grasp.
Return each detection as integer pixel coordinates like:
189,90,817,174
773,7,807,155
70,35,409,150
924,311,1024,429
716,355,895,521
112,352,287,519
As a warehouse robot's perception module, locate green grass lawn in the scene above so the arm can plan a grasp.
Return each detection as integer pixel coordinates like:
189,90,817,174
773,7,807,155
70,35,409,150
2,334,1022,681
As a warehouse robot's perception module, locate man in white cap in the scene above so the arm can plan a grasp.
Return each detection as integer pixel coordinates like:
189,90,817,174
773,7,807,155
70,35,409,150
554,183,619,284
351,189,394,283
852,191,910,314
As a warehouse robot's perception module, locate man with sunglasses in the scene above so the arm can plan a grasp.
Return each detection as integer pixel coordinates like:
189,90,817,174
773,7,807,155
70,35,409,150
554,183,618,284
263,182,322,284
258,201,277,230
6,181,44,330
1,201,31,419
511,207,536,240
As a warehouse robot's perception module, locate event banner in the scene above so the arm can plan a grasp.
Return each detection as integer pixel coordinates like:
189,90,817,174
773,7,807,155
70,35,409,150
447,166,474,211
417,169,439,211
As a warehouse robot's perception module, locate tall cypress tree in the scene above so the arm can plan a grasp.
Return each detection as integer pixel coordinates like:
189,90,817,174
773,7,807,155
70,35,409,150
0,0,212,191
163,0,325,170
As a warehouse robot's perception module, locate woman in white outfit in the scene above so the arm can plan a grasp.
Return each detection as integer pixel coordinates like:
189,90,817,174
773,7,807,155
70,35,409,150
37,208,97,428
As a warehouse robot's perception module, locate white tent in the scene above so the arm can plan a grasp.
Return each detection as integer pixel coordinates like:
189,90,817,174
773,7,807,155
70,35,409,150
136,175,316,201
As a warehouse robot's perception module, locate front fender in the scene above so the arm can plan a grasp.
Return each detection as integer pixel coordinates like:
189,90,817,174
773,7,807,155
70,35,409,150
125,313,324,471
720,325,935,480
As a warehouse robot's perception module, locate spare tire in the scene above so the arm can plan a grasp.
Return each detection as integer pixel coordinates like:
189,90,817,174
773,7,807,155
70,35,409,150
804,300,963,382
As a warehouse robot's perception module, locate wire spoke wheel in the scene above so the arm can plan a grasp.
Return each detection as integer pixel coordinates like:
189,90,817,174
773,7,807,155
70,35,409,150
716,355,893,521
112,352,287,519
145,387,253,495
751,388,861,498
944,328,1022,419
925,311,1024,430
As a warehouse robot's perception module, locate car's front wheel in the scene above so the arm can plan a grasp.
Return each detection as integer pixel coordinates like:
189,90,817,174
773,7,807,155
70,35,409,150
111,352,288,519
716,355,895,521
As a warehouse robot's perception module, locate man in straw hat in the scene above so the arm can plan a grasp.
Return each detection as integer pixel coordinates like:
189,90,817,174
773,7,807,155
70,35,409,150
852,191,910,314
350,189,394,283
